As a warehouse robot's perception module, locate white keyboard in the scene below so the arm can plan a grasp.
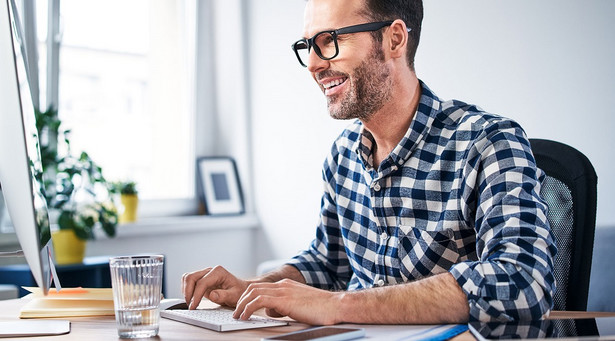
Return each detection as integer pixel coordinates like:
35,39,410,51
160,308,289,332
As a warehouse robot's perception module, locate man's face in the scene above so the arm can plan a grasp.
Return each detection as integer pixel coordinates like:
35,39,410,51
303,0,393,122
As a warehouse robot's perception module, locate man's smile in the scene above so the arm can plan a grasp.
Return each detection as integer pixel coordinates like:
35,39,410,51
319,76,348,96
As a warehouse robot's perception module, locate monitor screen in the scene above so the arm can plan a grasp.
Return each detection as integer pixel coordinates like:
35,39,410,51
0,0,54,294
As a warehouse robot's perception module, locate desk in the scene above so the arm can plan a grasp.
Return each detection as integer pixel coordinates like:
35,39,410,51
1,298,614,340
0,298,309,340
0,298,478,341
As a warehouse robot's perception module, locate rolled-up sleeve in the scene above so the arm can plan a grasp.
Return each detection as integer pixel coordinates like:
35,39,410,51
449,122,557,321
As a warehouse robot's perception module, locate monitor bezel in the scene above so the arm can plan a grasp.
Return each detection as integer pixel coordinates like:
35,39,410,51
0,0,53,295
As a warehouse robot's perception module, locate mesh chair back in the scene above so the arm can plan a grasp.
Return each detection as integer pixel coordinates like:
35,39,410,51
542,176,574,311
529,139,597,312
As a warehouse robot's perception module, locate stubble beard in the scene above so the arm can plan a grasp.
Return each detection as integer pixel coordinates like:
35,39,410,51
327,44,392,122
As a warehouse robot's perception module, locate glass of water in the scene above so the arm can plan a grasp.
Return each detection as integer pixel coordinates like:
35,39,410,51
109,255,164,338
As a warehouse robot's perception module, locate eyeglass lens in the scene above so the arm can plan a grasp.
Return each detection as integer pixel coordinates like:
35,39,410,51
295,31,338,66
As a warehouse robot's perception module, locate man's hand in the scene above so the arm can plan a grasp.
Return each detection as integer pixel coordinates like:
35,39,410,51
233,279,343,325
181,266,250,309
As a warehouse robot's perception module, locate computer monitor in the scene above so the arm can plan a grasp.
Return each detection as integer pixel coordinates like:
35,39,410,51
0,0,55,295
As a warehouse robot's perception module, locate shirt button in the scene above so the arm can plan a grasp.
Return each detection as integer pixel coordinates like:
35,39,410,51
373,182,381,191
380,232,388,241
376,278,385,287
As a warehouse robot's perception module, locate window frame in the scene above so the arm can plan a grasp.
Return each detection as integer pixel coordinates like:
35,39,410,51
45,0,205,218
1,0,253,224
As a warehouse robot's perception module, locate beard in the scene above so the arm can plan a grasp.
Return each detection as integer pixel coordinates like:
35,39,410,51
325,43,392,122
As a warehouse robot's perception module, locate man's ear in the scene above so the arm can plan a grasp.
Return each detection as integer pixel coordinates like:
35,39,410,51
386,19,408,60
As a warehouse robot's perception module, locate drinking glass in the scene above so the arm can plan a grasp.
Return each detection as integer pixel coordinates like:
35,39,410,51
109,255,164,338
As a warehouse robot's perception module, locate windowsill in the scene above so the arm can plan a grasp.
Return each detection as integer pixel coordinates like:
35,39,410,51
95,213,260,239
0,213,260,247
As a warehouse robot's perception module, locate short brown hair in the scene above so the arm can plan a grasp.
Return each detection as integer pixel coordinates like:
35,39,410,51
361,0,423,70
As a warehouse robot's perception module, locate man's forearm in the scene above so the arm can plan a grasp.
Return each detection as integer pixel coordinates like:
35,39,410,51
337,272,470,324
252,264,306,285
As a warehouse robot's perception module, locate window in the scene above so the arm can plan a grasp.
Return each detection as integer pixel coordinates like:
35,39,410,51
1,0,233,229
49,0,197,211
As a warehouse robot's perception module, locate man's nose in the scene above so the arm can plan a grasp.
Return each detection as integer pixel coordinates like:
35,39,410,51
306,49,329,73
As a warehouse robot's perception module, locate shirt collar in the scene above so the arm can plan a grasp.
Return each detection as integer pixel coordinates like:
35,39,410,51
356,80,442,174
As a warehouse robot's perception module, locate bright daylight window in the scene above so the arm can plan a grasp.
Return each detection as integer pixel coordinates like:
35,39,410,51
53,0,196,206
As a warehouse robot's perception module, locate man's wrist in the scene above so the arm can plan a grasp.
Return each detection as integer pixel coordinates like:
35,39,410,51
251,264,305,284
335,290,358,324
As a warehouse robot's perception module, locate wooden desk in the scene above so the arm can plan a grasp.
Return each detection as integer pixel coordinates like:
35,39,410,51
549,311,615,319
1,297,614,340
0,298,308,340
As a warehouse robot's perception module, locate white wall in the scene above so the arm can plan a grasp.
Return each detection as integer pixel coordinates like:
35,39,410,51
85,216,260,298
248,0,615,259
417,1,615,229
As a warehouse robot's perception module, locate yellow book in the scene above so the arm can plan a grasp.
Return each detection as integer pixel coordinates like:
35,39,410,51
19,287,115,318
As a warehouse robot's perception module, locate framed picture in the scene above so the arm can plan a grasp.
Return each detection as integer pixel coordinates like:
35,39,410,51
196,157,244,215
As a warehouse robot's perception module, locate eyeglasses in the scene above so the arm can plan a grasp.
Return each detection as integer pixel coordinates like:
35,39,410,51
291,21,410,67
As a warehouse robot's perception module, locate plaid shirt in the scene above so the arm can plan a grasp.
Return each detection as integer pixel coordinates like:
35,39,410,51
287,81,557,322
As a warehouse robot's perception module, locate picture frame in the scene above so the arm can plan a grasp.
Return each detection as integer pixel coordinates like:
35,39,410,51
196,157,244,215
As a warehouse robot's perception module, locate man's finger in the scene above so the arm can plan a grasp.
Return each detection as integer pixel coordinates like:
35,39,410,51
188,266,232,309
234,284,281,319
181,268,212,306
238,294,280,321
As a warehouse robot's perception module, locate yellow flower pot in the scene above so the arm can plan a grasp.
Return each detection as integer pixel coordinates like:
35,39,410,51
52,229,86,265
120,194,139,223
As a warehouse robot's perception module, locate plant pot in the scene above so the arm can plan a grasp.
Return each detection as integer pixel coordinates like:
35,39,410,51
52,229,86,265
120,194,138,223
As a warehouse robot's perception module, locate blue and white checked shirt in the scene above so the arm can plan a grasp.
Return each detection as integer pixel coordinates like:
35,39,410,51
287,81,557,322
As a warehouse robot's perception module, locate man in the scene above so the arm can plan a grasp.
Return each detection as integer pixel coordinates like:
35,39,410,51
183,0,556,324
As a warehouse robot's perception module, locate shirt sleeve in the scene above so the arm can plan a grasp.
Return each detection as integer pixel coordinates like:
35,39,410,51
285,150,353,291
449,119,557,322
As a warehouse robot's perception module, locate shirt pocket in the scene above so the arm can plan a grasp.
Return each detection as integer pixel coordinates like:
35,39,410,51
397,226,460,281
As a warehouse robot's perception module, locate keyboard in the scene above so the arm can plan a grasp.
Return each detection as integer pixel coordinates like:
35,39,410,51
160,308,289,332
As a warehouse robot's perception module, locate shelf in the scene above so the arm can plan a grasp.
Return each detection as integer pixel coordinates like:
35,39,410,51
0,214,260,246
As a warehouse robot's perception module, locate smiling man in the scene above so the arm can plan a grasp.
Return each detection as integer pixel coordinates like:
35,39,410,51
183,0,557,324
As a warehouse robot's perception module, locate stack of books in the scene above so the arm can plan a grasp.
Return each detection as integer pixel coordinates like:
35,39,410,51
19,287,115,318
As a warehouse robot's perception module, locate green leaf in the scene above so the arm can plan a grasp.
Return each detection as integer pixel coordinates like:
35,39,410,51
84,216,95,228
57,211,75,230
73,224,91,240
101,222,116,238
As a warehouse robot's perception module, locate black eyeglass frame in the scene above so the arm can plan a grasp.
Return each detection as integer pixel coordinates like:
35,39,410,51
292,20,410,67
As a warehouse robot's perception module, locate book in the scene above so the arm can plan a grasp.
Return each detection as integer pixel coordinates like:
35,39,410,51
19,287,115,318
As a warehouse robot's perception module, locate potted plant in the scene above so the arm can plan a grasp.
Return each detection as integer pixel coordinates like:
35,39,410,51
112,181,139,223
35,107,118,264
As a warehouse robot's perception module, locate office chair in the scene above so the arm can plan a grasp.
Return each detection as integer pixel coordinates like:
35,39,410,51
529,138,597,313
